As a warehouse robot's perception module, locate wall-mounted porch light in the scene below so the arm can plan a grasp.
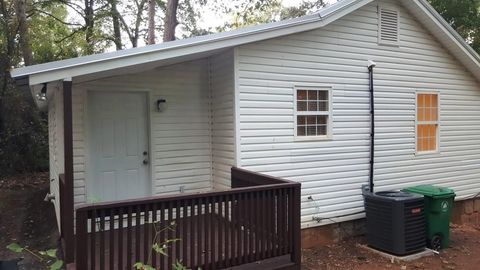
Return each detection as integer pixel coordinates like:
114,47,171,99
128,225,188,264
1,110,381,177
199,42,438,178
36,83,48,101
156,98,167,112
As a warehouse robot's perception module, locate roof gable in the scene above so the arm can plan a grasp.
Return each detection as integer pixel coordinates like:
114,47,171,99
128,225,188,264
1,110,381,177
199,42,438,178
10,0,480,85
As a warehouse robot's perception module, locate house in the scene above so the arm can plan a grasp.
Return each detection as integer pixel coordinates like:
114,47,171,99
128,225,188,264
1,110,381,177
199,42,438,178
11,0,480,268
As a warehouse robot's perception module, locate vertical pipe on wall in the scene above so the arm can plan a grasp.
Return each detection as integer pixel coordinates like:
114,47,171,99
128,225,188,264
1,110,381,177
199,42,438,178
368,61,376,193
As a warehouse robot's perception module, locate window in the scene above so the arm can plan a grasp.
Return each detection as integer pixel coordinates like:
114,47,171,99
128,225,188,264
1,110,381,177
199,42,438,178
378,6,400,46
295,87,332,138
416,93,439,153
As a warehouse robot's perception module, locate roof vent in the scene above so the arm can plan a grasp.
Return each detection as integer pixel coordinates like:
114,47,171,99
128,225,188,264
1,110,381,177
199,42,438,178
378,7,400,45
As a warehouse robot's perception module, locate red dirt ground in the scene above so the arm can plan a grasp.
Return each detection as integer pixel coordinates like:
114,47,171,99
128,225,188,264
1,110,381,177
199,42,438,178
0,173,59,270
302,224,480,270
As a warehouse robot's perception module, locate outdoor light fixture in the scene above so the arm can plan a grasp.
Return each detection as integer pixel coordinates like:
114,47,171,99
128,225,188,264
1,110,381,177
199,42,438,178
36,83,48,101
156,98,167,112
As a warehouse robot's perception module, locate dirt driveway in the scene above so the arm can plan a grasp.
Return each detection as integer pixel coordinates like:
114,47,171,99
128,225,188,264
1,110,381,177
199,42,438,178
302,224,480,270
0,173,59,270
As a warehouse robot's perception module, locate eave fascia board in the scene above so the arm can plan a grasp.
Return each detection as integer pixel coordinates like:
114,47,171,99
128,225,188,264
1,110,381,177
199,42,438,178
16,0,373,85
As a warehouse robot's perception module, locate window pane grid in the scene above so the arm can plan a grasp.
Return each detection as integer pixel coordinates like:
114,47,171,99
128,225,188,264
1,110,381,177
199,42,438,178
297,90,329,112
296,89,330,138
297,115,328,136
416,93,439,152
417,124,437,152
417,94,438,122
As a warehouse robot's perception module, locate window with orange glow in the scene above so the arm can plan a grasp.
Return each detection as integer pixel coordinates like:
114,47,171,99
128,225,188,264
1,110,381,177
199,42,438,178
416,93,439,152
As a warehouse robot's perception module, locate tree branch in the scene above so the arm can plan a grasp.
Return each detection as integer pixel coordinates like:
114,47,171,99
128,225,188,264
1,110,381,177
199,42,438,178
37,0,86,18
54,27,85,43
31,8,82,26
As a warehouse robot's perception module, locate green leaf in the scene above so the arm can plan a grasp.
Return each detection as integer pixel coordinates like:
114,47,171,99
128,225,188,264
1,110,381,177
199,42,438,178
133,262,155,270
152,243,168,256
172,260,187,270
133,262,144,269
45,249,57,258
152,243,161,253
6,243,24,253
49,260,63,270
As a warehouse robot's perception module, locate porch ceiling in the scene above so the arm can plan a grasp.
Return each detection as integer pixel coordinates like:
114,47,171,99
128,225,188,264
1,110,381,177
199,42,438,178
73,48,228,84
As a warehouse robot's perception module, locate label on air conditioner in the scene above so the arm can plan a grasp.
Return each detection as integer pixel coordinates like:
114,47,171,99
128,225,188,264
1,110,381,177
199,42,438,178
411,208,421,214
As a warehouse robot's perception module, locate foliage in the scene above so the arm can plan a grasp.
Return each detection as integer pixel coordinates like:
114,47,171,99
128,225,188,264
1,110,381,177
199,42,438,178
428,0,480,53
0,0,81,177
29,1,83,62
280,0,325,20
7,243,63,270
172,260,189,270
217,0,283,31
177,0,211,38
0,84,49,176
133,221,191,270
217,0,325,31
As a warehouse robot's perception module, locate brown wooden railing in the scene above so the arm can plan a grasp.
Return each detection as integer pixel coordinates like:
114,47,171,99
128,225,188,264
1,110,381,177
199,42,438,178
75,167,301,270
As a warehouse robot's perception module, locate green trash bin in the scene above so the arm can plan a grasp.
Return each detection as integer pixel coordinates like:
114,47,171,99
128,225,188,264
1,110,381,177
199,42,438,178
403,185,456,250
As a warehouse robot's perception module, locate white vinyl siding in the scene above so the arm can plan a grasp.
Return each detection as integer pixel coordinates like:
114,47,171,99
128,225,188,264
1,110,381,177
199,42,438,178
149,60,212,195
72,59,214,205
211,50,236,189
236,0,480,228
72,87,86,204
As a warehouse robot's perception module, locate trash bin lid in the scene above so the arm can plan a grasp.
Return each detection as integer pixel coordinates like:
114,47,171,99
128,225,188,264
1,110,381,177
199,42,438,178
403,185,455,198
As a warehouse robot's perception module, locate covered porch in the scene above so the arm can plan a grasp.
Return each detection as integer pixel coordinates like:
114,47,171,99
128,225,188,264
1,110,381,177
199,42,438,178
73,167,301,270
45,48,300,269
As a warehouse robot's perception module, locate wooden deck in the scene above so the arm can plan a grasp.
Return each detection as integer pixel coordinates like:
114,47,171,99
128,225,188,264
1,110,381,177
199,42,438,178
84,214,292,270
74,167,301,270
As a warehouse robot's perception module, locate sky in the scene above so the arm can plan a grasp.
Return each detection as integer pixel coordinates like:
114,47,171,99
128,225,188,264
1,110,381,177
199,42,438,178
71,0,339,50
197,0,338,31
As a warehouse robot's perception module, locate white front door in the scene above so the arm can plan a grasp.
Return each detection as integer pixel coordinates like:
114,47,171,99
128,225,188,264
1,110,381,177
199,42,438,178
88,91,149,202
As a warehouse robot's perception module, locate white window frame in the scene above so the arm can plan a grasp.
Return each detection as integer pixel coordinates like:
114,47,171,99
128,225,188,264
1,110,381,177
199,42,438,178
293,86,333,141
378,5,400,46
415,91,441,155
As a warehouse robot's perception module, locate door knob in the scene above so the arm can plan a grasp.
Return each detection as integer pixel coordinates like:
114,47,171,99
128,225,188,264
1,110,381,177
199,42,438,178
143,159,149,165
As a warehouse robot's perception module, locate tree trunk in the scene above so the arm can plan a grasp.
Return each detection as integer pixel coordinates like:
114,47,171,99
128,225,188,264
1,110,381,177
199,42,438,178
0,0,14,134
110,0,122,50
84,0,95,54
147,0,155,44
14,0,33,65
163,0,179,42
132,0,147,47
